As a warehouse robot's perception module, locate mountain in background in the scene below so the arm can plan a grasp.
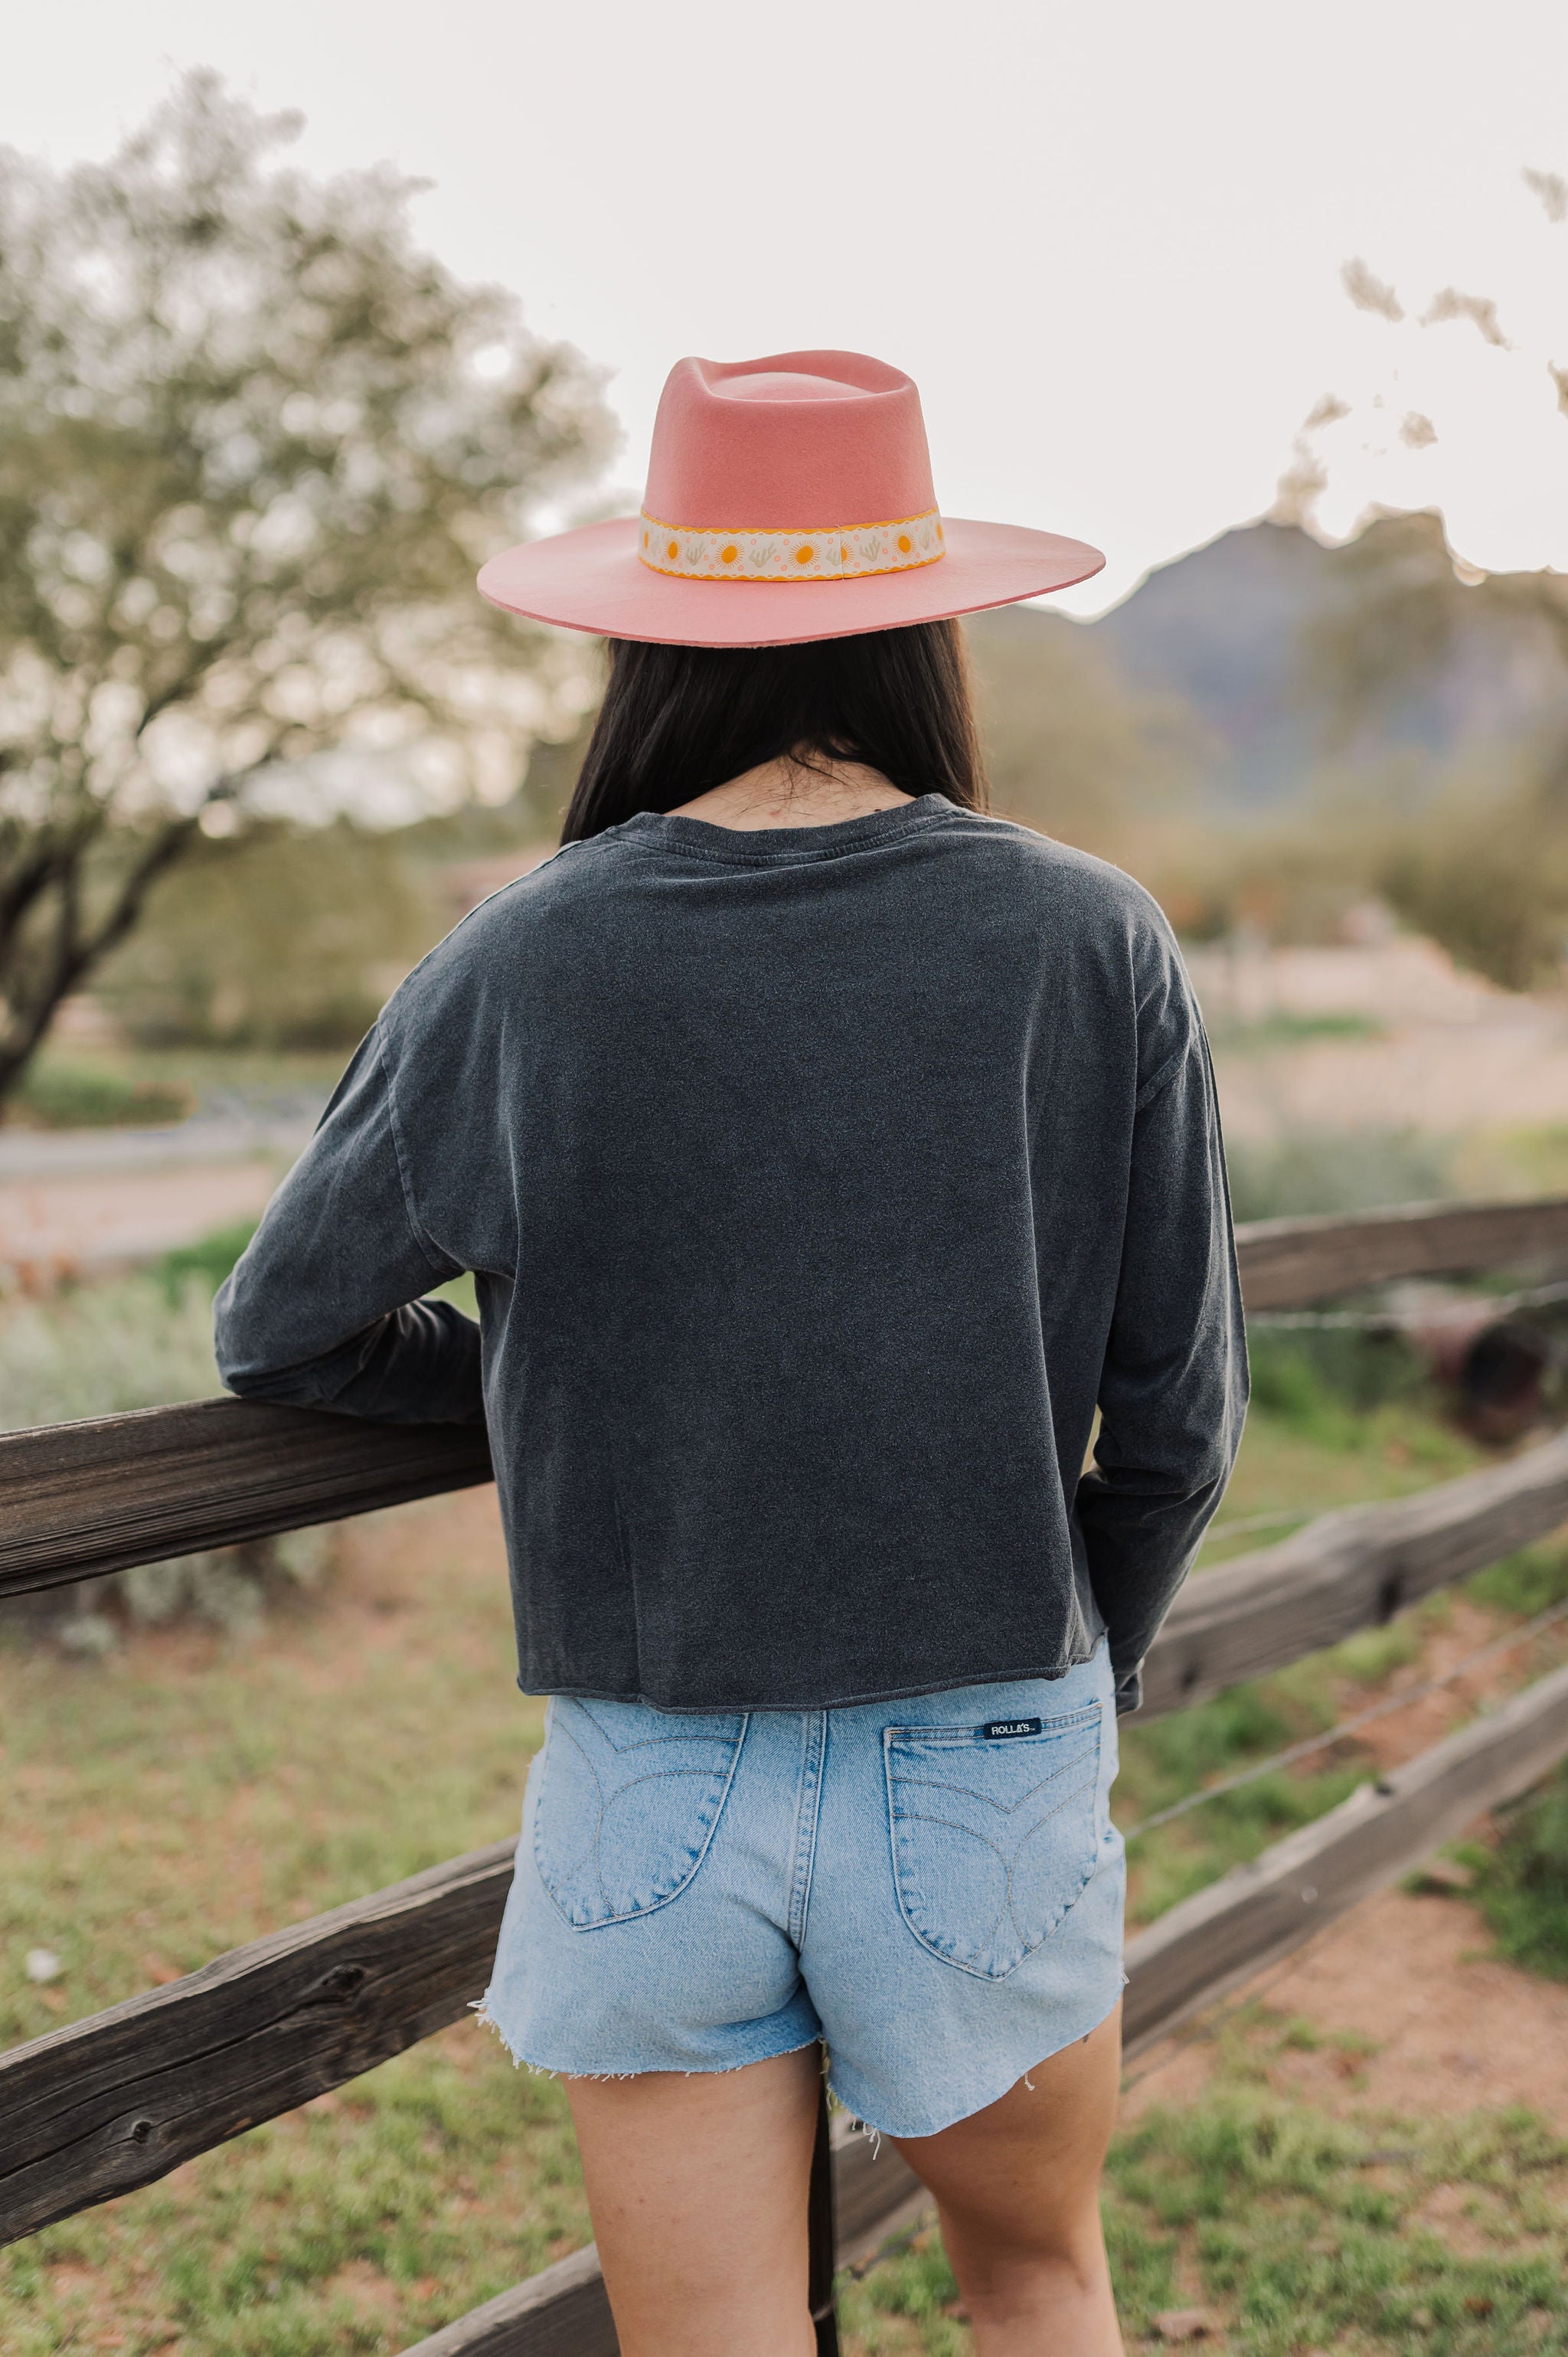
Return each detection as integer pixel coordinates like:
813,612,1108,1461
969,517,1566,809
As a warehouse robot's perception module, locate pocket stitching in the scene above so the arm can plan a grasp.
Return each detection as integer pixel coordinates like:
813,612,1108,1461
884,1711,1106,1980
534,1706,749,1931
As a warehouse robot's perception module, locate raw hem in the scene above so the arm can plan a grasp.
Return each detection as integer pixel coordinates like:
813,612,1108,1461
469,1999,822,2084
825,1972,1128,2143
514,1632,1109,1716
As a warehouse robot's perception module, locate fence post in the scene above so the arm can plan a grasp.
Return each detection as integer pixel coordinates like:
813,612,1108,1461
808,2052,840,2354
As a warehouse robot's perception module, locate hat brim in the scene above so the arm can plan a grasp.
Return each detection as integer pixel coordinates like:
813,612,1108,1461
477,516,1104,647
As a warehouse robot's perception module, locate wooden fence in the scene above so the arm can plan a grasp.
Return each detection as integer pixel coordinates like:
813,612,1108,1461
4,1192,1568,2356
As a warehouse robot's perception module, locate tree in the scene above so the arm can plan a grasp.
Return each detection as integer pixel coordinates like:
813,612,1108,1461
0,74,612,1102
1279,171,1568,987
965,606,1207,862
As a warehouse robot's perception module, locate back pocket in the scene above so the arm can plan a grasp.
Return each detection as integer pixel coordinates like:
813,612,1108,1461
532,1697,747,1930
884,1702,1104,1979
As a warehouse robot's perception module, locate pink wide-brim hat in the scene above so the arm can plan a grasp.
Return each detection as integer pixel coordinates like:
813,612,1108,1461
478,348,1104,647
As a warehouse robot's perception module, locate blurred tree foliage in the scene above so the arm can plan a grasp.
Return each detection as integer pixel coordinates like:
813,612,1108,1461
1285,176,1568,989
0,74,611,1102
96,819,445,1049
965,607,1209,860
1301,511,1568,988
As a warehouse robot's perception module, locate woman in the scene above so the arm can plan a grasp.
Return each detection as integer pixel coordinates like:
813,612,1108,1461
216,350,1246,2357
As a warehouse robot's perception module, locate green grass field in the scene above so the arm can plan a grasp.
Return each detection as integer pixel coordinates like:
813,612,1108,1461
844,2071,1568,2355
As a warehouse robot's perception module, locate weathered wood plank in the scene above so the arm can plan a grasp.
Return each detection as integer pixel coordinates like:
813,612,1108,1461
1234,1195,1568,1312
0,1839,514,2244
3,1196,1563,1600
397,2249,617,2357
0,1397,492,1600
393,2129,936,2357
1140,1425,1568,1719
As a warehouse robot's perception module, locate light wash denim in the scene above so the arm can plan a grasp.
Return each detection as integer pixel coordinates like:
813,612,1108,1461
475,1639,1125,2138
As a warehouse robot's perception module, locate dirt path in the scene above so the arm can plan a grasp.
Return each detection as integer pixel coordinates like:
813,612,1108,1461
1124,1881,1568,2129
1214,1013,1568,1143
0,1160,278,1282
1189,936,1568,1140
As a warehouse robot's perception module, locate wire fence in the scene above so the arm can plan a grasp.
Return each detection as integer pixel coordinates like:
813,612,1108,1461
1246,1277,1568,1332
1122,1593,1568,1841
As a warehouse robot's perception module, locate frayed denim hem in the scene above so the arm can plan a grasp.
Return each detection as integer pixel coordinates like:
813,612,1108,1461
469,1997,822,2084
469,1999,572,2077
825,1972,1127,2143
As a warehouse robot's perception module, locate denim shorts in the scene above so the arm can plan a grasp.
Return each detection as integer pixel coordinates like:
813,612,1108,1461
475,1639,1125,2139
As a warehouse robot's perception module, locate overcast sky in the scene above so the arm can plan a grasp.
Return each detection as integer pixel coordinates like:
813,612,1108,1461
8,0,1566,614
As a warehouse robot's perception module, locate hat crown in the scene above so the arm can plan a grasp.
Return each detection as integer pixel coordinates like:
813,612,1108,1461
642,351,937,529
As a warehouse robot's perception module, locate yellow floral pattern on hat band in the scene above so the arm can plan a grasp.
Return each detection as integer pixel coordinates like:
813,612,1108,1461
637,508,945,582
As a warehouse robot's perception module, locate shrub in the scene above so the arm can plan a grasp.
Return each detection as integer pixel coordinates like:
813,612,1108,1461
155,1221,257,1304
1475,1765,1568,1982
0,1271,221,1433
1224,1128,1455,1224
0,1239,331,1647
5,1059,191,1130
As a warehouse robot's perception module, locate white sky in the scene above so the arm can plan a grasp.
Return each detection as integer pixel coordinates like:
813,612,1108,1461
7,0,1566,614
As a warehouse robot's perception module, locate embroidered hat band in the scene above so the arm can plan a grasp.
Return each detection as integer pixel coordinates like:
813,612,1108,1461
638,507,945,583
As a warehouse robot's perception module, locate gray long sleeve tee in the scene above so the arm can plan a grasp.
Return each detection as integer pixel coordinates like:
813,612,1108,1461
214,793,1246,1715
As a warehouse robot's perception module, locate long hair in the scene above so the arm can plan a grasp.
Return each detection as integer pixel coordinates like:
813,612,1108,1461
560,619,988,844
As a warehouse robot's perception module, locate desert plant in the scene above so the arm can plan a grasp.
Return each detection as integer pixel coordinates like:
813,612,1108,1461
0,73,612,1103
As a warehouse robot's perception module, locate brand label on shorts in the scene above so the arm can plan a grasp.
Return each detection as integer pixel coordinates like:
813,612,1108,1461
982,1717,1043,1740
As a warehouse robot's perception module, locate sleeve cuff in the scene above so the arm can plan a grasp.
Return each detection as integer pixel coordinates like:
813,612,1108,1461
1112,1663,1143,1716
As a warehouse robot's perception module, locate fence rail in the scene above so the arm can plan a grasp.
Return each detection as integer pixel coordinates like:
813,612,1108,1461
0,1398,491,1600
4,1193,1568,2353
1143,1424,1568,1715
6,1194,1567,1604
1231,1193,1568,1311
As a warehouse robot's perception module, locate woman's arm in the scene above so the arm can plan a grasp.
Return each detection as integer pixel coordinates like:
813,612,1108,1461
214,1021,485,1427
1074,984,1248,1713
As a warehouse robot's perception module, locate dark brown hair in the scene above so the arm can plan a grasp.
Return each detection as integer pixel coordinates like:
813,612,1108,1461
560,619,988,843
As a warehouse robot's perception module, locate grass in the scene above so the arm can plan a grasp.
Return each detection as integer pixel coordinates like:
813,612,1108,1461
0,1486,574,2355
1222,1126,1457,1224
1481,1124,1568,1201
1,1044,346,1130
0,1489,533,2051
2,2037,587,2357
2,1054,193,1131
1214,1010,1388,1051
0,1227,465,1440
0,1270,223,1435
1468,1764,1568,1986
154,1218,260,1303
1112,1346,1565,1924
843,2079,1568,2355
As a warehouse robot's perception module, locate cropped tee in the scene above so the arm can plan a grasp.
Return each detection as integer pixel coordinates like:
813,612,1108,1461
214,794,1247,1714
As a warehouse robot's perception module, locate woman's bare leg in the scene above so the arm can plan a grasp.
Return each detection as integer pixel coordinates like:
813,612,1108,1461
563,2042,822,2357
890,2001,1125,2357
